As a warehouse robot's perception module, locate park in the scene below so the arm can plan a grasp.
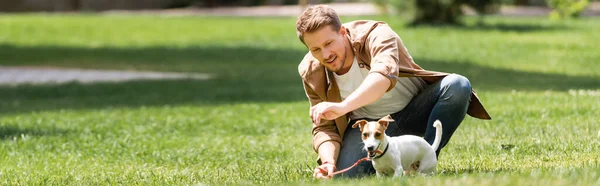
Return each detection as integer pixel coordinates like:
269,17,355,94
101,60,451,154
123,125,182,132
0,0,599,185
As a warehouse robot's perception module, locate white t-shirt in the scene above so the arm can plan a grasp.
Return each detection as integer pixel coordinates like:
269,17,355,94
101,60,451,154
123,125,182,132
334,58,426,120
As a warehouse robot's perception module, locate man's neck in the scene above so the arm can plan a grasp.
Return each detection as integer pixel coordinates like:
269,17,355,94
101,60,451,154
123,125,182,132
335,37,355,75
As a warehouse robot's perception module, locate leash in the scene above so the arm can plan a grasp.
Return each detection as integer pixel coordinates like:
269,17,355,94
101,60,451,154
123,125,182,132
329,157,370,176
327,149,383,176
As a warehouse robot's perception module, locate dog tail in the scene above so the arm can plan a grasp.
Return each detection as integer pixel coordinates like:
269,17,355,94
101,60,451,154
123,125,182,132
431,120,443,151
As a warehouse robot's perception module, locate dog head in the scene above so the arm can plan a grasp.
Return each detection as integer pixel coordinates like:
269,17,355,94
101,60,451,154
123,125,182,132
351,115,394,158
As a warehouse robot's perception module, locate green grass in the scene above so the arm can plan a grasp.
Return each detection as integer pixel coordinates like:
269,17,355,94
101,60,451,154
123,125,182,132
0,13,599,185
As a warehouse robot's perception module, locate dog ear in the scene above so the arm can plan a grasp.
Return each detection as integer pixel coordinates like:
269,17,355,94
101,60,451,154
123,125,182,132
378,115,394,128
352,120,367,129
379,115,394,122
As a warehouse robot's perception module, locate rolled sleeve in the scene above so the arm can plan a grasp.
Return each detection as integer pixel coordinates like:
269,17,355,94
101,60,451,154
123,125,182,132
302,81,343,153
312,121,342,152
365,24,408,92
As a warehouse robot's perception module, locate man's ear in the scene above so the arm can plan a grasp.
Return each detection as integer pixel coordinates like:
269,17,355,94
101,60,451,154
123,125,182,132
339,25,346,36
351,119,367,129
378,115,394,129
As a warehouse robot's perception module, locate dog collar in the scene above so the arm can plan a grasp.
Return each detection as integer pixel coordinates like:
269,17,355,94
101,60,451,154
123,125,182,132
373,143,389,159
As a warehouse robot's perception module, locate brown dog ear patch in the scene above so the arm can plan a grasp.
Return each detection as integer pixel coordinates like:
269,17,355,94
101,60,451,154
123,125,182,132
352,120,368,129
378,115,394,129
378,115,394,122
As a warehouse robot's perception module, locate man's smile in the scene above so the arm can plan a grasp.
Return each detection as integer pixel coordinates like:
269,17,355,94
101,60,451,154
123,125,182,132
326,56,336,64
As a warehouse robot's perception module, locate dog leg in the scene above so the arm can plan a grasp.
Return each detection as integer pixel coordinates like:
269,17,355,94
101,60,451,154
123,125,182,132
376,171,384,178
393,165,405,177
416,159,437,176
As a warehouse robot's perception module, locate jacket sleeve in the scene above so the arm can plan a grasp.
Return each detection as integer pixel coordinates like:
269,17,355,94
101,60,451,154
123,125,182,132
302,81,342,153
364,24,413,92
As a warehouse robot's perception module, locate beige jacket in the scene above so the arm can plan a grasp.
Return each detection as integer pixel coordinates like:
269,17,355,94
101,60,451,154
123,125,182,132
298,20,491,157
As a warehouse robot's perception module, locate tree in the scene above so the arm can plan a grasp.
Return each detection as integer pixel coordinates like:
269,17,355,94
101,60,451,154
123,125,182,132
387,0,500,25
463,0,501,25
300,0,308,8
413,0,463,25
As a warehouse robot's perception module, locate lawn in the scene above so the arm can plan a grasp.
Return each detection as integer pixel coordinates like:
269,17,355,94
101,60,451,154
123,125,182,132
0,13,599,185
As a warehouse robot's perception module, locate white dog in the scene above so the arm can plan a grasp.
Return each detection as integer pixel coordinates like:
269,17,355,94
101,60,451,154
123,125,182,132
351,115,442,177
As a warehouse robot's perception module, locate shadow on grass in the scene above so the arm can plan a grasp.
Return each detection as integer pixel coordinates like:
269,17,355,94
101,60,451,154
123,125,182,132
0,125,69,140
0,44,304,73
407,21,568,33
416,59,599,92
0,44,597,115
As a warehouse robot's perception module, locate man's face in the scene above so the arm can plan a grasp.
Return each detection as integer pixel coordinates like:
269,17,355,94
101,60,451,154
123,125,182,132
303,25,347,73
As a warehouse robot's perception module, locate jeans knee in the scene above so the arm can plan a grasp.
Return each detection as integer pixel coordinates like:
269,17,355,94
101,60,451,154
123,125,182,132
441,74,472,101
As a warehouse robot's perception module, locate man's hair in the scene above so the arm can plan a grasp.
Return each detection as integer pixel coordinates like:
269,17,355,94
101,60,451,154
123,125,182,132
295,5,342,45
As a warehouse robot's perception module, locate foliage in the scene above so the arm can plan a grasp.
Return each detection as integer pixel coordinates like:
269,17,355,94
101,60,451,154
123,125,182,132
547,0,590,20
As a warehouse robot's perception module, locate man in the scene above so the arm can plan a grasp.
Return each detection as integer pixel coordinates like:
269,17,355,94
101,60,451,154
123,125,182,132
295,5,491,179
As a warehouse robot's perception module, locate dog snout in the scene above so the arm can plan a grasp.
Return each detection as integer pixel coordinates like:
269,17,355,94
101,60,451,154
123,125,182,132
367,145,376,151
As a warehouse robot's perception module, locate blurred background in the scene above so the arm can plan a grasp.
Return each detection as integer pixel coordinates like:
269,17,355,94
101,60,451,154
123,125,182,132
1,0,598,23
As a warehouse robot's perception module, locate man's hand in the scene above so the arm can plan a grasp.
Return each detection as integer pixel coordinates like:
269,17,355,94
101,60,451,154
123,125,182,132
310,102,348,125
313,162,336,179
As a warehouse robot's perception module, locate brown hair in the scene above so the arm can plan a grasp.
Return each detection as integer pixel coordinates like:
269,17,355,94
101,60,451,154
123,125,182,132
295,5,342,45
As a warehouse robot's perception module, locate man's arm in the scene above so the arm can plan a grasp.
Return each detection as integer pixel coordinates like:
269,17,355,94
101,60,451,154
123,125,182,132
339,73,390,114
302,81,343,161
317,141,340,164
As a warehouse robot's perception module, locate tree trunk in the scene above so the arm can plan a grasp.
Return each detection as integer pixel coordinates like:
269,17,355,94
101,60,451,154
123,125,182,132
299,0,308,8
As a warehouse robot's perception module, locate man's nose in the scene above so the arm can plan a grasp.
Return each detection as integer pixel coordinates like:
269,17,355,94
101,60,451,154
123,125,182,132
322,49,331,60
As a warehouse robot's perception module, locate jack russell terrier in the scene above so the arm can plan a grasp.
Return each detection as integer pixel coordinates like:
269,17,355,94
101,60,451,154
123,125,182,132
351,115,442,177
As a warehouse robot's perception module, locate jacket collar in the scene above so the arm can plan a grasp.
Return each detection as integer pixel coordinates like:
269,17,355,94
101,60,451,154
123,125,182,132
325,68,333,91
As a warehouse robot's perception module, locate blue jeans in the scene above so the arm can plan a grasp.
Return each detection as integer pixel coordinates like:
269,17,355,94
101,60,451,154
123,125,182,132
334,74,472,178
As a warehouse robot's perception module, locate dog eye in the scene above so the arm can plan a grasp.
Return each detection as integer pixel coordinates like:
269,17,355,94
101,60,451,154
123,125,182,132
375,133,381,137
362,133,368,137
